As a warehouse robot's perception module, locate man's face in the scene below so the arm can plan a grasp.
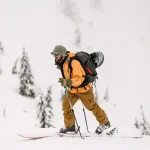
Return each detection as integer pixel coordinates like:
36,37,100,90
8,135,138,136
54,53,62,62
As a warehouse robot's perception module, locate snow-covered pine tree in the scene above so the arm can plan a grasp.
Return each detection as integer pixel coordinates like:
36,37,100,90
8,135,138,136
0,41,4,54
94,87,98,102
135,118,139,128
103,87,109,102
0,65,2,75
3,106,6,118
36,94,45,128
44,86,53,127
91,0,103,11
59,0,81,23
19,47,35,98
134,105,150,135
36,87,53,128
74,27,81,47
0,41,3,74
12,58,20,74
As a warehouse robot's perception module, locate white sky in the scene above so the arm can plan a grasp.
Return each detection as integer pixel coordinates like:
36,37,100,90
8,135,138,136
0,0,150,119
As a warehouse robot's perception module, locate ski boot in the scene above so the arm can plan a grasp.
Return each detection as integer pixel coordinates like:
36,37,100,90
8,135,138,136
95,120,111,134
59,124,76,134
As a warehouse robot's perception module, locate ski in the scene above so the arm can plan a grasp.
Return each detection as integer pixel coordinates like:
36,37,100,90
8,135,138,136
57,133,143,139
17,133,143,140
17,133,56,140
17,127,143,140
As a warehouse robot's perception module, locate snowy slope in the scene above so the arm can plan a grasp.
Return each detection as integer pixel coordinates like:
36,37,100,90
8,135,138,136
0,55,150,150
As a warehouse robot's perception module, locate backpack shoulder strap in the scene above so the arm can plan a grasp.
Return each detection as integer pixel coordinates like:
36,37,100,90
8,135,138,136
68,56,76,78
68,56,76,69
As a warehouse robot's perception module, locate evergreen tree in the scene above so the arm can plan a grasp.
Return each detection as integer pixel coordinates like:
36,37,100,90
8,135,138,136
36,87,53,128
0,66,2,75
134,105,150,135
94,87,98,102
91,0,103,10
103,87,109,102
60,0,81,23
0,41,4,54
19,47,35,98
3,106,6,118
44,86,53,127
135,118,139,128
0,41,3,74
74,27,81,47
12,58,20,74
36,94,45,127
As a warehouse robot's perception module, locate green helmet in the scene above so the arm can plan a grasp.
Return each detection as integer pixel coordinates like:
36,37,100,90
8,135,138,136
51,45,67,56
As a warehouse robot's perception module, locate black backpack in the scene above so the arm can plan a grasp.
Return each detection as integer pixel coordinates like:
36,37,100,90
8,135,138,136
69,51,104,87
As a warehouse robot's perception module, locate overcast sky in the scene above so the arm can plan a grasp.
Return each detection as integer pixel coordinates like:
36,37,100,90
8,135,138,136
0,0,150,118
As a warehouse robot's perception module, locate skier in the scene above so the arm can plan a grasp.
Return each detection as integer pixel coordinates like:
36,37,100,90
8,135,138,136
51,45,111,134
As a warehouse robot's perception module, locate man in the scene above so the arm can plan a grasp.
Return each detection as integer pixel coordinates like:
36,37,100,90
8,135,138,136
51,45,110,134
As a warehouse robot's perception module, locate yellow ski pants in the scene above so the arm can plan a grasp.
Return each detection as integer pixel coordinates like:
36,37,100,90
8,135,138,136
62,88,108,128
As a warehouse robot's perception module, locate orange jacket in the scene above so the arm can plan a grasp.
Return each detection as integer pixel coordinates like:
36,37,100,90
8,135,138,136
61,52,92,93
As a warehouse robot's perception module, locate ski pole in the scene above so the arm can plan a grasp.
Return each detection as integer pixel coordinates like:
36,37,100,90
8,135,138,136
64,86,84,139
82,104,90,133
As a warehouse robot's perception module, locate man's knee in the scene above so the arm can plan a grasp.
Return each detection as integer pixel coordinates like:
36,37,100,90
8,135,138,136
62,96,69,111
84,101,96,111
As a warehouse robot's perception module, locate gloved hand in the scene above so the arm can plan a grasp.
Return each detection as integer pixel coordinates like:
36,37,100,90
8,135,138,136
58,78,72,87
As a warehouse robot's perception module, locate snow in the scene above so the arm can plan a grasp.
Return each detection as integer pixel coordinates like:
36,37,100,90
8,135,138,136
0,0,150,150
